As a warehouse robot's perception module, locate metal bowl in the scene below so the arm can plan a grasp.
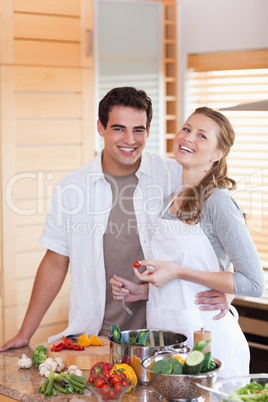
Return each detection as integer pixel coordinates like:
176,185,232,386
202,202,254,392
108,329,189,385
142,352,222,400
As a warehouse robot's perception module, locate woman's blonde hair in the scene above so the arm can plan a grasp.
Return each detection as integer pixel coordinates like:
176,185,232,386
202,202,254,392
177,107,236,224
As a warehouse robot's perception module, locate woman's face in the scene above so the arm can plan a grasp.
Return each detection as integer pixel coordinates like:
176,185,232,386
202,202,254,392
173,113,224,171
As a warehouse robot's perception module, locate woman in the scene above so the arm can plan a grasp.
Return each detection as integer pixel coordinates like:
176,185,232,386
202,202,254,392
112,107,265,377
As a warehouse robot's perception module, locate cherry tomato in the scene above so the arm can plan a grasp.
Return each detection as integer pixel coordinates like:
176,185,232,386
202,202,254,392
133,260,141,268
95,378,106,388
119,372,127,379
114,382,123,389
122,380,130,387
108,390,115,399
111,374,121,385
88,376,94,384
102,371,111,380
101,383,109,389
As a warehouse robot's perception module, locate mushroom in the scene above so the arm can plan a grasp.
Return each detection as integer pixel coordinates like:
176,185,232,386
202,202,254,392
55,357,65,372
67,365,83,376
18,354,32,369
39,361,52,377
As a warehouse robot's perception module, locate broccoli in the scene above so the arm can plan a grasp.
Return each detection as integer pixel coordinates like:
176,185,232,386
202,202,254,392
152,359,173,374
32,345,47,367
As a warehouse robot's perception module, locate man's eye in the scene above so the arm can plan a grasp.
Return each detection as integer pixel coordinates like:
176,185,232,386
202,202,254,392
134,129,145,133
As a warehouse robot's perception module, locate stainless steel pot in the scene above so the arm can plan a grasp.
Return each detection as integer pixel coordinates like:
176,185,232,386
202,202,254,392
108,329,189,385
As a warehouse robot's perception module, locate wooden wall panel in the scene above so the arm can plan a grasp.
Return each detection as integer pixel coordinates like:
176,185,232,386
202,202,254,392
16,146,82,171
13,0,80,16
1,0,94,344
16,120,82,146
14,41,81,66
15,66,81,92
15,93,82,119
14,13,80,42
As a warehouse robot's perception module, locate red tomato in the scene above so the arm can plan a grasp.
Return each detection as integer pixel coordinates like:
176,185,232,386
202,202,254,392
122,380,130,387
110,374,121,385
102,371,111,380
95,378,106,388
114,382,123,388
119,372,127,379
88,376,94,384
133,260,141,268
108,390,115,399
101,383,109,389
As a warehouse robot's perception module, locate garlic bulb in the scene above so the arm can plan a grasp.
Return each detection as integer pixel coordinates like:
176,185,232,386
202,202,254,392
18,354,32,369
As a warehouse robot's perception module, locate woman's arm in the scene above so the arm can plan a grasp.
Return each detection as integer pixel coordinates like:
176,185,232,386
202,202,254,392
133,260,235,294
205,189,265,297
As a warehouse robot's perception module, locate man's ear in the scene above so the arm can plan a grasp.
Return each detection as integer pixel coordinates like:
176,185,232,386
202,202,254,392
211,149,225,163
146,124,150,138
97,119,105,137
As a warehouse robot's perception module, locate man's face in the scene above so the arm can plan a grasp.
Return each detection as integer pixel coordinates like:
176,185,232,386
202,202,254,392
97,106,150,175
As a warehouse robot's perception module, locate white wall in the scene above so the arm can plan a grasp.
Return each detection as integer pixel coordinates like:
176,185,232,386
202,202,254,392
177,0,268,123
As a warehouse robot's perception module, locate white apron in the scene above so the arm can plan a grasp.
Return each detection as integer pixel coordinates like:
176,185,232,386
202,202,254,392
147,196,250,378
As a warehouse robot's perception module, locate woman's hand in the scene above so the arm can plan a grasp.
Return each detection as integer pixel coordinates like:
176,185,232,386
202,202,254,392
109,275,149,302
133,260,180,288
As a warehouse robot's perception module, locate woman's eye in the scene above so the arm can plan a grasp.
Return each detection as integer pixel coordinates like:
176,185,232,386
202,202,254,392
199,133,207,139
182,127,190,132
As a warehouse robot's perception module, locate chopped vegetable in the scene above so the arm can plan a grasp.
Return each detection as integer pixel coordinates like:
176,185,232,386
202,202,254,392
134,330,150,346
78,333,104,347
111,323,124,345
183,350,204,374
32,345,47,367
229,381,268,401
51,336,85,352
193,339,211,352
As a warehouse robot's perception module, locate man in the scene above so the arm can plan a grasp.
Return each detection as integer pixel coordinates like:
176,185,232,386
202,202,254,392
0,87,231,351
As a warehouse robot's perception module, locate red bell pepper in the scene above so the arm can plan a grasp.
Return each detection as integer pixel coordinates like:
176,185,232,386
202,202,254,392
90,362,114,375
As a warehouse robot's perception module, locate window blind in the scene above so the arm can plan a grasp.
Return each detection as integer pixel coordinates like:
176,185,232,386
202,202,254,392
186,51,268,267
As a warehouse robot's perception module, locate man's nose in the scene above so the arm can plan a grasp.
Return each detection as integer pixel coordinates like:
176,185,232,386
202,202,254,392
123,130,134,144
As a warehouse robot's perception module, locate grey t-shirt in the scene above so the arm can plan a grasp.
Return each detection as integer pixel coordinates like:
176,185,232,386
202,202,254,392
99,173,146,336
164,188,264,297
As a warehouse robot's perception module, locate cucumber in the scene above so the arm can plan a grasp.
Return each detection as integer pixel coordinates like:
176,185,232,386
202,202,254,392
201,351,212,372
193,340,211,352
183,350,204,374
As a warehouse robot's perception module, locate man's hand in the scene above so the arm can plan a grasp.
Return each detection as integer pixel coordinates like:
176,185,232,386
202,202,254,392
195,290,235,320
110,275,148,303
0,336,29,352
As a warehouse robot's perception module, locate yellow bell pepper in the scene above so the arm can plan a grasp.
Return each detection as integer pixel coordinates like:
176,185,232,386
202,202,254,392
77,333,103,347
111,363,137,392
173,355,185,364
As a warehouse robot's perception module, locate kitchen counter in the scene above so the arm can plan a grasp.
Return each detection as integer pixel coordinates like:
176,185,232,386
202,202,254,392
0,345,219,402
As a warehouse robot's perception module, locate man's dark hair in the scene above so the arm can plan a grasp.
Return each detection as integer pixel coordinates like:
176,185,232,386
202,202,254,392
98,86,153,129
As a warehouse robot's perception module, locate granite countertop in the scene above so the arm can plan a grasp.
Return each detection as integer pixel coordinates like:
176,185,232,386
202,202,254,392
0,345,219,402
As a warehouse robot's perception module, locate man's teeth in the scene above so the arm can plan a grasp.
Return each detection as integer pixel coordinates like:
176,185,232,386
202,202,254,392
180,145,194,153
119,147,135,152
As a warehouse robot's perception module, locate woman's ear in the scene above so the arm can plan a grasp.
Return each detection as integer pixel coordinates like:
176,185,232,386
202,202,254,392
211,149,225,163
